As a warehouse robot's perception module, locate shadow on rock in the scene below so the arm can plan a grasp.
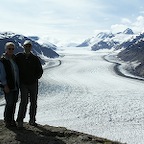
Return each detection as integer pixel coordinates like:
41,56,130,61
0,121,65,144
0,120,125,144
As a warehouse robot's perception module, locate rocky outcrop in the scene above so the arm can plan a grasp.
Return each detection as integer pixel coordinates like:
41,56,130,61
0,120,124,144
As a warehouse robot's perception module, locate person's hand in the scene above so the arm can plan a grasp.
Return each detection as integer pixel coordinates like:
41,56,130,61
4,85,10,93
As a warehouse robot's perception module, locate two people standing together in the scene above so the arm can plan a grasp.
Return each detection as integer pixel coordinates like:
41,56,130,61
0,40,43,128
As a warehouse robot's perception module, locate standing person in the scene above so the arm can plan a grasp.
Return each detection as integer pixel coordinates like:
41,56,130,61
0,42,19,127
16,40,43,128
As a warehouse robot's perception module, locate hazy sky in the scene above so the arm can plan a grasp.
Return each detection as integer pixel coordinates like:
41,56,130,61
0,0,144,44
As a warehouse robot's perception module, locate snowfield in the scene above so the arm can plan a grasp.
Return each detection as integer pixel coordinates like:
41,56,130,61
0,47,144,144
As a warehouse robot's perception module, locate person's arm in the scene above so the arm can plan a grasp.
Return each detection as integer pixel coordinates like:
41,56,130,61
0,61,10,93
0,61,7,86
36,57,43,79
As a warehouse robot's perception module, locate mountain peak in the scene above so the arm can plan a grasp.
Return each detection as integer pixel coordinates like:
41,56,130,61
123,28,134,35
97,32,114,39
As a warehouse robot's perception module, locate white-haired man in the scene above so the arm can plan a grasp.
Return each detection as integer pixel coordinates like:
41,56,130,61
0,42,19,127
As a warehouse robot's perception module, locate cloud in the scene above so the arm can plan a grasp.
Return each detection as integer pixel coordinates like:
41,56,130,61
1,0,144,44
110,24,128,33
121,18,132,24
132,16,144,33
110,16,144,34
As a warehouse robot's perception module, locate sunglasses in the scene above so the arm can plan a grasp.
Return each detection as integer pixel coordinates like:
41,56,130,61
8,48,14,50
24,44,31,48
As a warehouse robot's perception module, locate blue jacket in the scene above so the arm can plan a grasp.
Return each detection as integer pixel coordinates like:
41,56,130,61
1,54,19,90
0,61,7,87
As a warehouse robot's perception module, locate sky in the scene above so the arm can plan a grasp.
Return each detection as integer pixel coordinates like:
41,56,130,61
0,0,144,44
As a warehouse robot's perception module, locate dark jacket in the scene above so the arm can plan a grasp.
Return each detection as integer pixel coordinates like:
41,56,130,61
15,52,43,85
0,54,19,89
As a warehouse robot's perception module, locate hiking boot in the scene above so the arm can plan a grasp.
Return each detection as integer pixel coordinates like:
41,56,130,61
11,121,17,127
17,121,23,129
29,121,38,126
5,122,11,128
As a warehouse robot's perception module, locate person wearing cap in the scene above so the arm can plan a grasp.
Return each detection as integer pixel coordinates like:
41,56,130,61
16,40,43,128
0,42,19,127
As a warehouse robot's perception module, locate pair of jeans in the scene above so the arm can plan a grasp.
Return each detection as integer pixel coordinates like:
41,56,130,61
4,90,19,123
17,82,38,122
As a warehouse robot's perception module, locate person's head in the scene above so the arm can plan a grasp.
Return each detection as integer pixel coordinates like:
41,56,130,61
5,42,15,57
23,40,32,54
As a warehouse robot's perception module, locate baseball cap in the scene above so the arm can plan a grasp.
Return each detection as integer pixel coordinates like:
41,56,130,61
23,40,32,46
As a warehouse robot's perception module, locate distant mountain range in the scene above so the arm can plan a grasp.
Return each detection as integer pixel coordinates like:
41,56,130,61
1,30,144,78
77,28,134,50
78,28,144,78
0,32,59,63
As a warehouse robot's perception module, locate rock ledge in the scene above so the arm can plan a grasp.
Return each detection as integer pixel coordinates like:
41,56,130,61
0,120,125,144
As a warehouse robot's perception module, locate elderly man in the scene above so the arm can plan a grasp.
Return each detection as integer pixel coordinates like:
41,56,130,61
0,42,19,127
16,40,43,128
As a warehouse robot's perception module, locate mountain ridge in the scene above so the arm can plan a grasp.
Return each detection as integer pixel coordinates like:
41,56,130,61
0,32,59,61
77,28,144,78
117,32,144,77
77,28,134,48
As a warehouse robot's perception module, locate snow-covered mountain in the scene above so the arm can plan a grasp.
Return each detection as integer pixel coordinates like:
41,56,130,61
123,28,134,35
77,28,135,51
117,32,144,77
0,32,59,61
77,28,144,78
77,32,114,47
28,36,58,51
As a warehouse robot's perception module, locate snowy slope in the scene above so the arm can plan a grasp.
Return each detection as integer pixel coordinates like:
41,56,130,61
0,47,144,144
